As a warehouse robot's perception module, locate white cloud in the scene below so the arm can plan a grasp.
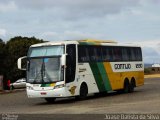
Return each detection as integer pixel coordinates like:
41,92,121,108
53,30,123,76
135,40,160,47
61,31,104,40
16,0,140,10
0,28,7,37
14,0,140,20
42,31,58,37
0,1,17,12
40,32,59,41
131,40,160,63
132,40,160,58
0,0,159,64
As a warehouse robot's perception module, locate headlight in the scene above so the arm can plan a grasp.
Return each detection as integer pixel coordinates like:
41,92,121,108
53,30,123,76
54,84,65,89
27,86,33,90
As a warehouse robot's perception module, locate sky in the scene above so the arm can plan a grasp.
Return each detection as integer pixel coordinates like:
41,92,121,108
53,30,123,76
0,0,160,63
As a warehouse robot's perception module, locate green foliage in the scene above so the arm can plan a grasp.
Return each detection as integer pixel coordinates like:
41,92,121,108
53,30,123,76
144,68,151,74
0,38,6,75
1,36,44,83
0,38,3,42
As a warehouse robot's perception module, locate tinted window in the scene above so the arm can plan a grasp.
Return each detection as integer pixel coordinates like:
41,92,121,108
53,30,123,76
112,47,122,61
78,45,142,62
78,46,89,62
122,47,129,61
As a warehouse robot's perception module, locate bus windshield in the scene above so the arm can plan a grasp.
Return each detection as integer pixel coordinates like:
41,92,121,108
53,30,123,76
27,46,64,83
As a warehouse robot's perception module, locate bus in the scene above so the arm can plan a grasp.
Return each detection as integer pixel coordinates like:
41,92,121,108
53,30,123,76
17,39,144,102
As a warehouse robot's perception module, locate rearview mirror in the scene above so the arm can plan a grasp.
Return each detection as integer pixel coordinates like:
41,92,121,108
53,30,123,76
61,54,66,66
17,56,27,70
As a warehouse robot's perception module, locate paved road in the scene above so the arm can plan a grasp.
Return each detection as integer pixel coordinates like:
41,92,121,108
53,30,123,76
0,78,160,119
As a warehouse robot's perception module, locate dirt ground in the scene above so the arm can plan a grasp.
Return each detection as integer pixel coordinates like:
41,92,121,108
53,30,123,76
144,74,160,78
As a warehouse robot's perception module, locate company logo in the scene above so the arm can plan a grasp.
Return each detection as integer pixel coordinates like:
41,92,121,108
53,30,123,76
114,64,131,70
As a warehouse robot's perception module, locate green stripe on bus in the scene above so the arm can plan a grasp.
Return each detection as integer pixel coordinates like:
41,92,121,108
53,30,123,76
89,63,106,92
41,84,50,87
79,42,98,45
97,63,112,91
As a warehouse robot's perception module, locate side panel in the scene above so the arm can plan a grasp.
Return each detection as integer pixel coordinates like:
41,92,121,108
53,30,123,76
89,63,112,92
77,63,100,94
75,61,144,94
64,63,100,96
103,62,144,90
103,62,121,90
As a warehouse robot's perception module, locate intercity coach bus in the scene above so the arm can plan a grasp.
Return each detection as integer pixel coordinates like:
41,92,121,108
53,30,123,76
17,39,144,102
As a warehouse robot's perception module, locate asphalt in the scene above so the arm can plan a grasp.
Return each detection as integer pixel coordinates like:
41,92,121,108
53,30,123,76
0,78,160,120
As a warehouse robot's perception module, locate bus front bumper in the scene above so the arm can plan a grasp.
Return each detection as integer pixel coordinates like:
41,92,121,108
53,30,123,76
26,88,69,98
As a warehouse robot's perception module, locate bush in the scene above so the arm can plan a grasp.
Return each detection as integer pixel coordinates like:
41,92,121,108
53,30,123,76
144,68,151,74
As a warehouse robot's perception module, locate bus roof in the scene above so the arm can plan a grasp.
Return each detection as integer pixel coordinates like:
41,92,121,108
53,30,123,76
78,39,117,43
30,39,140,48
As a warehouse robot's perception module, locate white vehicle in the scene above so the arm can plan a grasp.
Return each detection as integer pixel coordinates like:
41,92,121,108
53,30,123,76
10,78,26,89
17,39,144,103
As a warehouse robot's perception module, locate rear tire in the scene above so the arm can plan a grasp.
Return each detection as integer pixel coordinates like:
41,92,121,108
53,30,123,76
45,98,56,103
129,79,135,93
123,80,129,93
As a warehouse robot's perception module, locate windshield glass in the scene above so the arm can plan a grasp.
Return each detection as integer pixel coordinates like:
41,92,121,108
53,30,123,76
27,45,64,83
27,57,63,83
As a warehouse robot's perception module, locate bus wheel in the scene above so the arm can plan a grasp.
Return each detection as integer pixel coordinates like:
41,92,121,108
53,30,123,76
45,98,56,103
79,83,88,100
123,80,129,93
129,79,135,93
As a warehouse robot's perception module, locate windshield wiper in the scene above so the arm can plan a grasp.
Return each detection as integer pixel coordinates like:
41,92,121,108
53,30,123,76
29,57,60,84
32,70,41,84
42,59,53,83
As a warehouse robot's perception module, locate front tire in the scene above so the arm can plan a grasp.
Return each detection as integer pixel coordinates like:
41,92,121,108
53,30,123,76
76,83,88,100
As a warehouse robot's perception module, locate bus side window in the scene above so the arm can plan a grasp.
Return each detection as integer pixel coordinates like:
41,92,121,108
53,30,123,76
88,46,96,62
66,44,76,83
135,47,142,61
78,45,89,62
122,47,128,61
96,46,103,62
78,46,84,62
130,48,136,61
84,47,90,62
108,47,113,62
113,47,122,61
127,47,132,61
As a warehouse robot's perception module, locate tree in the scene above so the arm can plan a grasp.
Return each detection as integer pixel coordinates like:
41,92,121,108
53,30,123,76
0,38,6,75
0,38,3,42
5,36,44,82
